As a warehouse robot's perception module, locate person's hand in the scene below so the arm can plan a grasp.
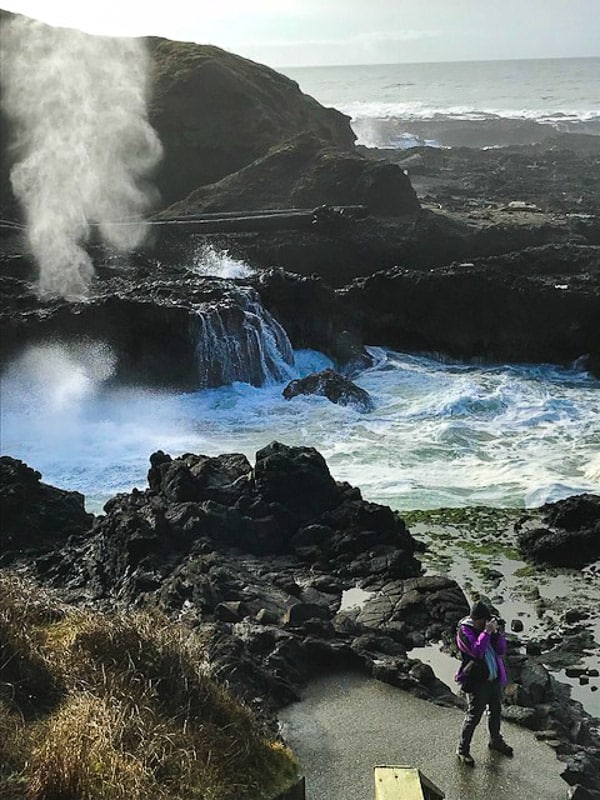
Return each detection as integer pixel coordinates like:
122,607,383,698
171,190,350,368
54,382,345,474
485,620,498,634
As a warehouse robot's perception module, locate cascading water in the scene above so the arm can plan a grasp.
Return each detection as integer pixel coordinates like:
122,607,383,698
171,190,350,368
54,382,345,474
192,287,295,388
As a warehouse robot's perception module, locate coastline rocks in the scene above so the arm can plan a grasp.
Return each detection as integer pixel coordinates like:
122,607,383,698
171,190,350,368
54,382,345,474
0,456,93,560
366,136,600,216
339,244,600,367
3,453,600,793
517,494,600,567
283,369,374,412
250,269,369,368
56,443,421,603
356,575,469,645
146,41,355,209
160,134,419,218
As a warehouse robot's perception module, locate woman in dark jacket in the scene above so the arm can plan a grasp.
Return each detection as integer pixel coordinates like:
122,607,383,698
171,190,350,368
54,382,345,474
455,601,514,766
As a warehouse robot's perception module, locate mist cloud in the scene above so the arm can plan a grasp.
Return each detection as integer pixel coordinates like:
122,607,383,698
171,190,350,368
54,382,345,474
0,17,162,298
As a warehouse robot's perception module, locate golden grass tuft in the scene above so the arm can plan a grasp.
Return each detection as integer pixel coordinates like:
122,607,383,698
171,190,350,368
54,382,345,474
0,572,298,800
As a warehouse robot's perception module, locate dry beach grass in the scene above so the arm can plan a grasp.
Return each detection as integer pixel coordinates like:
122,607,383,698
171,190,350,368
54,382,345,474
0,572,298,800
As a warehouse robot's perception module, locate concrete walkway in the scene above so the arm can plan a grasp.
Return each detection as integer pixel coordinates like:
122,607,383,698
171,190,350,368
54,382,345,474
279,672,567,800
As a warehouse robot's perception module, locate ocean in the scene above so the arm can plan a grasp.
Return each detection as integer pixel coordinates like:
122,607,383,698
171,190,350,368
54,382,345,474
282,57,600,148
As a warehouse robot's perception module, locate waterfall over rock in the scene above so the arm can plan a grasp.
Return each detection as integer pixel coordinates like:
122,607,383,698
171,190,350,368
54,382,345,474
0,268,296,391
193,287,295,387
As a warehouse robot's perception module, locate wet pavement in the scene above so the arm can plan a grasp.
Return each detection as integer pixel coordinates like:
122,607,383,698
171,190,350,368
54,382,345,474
279,671,567,800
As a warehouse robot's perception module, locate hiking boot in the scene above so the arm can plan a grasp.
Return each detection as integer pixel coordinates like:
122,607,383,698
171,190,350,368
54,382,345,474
489,738,514,757
456,749,475,766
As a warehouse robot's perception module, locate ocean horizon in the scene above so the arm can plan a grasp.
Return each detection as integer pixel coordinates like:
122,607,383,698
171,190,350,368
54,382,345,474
282,55,600,148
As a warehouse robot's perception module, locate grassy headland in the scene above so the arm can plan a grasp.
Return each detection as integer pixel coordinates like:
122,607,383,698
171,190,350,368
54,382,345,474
0,572,298,800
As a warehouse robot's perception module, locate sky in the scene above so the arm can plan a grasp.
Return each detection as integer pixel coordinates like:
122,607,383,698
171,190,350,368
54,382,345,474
1,0,599,67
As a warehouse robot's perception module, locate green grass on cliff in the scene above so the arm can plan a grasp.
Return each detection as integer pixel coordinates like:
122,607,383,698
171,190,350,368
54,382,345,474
0,572,298,800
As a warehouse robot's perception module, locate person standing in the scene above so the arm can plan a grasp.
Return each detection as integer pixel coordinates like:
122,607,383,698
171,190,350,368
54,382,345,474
455,600,514,766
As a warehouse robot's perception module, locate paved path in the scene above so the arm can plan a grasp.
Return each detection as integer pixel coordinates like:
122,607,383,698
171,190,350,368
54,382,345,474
279,672,566,800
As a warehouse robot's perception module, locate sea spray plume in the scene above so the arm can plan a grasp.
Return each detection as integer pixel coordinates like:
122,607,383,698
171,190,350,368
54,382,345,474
0,17,162,298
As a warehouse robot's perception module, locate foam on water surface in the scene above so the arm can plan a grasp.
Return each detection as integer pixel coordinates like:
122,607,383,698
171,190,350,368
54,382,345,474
1,347,598,513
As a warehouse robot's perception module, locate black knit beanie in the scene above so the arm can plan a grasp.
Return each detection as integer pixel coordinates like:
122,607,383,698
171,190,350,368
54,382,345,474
470,601,492,620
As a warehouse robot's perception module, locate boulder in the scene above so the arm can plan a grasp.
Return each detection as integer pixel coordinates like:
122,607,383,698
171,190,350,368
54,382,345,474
252,442,340,524
24,443,420,601
561,750,600,793
357,576,469,640
283,368,374,412
283,603,330,627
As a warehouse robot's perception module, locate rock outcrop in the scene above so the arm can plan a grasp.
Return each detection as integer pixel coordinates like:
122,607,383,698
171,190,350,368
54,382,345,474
159,134,419,218
0,265,296,389
146,39,355,209
0,456,93,559
339,244,600,367
72,442,420,597
3,451,599,796
283,369,374,412
0,10,355,217
517,494,600,567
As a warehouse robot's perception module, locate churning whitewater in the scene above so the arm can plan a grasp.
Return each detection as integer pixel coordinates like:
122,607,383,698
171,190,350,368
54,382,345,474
1,320,598,514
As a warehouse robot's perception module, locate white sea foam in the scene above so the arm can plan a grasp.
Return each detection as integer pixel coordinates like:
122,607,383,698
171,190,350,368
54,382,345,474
339,100,600,124
191,243,254,279
1,348,598,514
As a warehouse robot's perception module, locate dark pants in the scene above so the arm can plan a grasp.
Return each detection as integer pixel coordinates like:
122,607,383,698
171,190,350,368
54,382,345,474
459,678,502,752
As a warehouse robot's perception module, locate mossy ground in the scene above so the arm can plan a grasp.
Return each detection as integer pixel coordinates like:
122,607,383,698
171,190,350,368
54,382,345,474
0,572,298,800
404,505,525,574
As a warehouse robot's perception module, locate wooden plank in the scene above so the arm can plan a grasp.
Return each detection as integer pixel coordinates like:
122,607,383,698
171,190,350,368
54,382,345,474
374,766,445,800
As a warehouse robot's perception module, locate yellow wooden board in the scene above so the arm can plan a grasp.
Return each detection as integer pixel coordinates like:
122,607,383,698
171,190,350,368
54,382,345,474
374,766,445,800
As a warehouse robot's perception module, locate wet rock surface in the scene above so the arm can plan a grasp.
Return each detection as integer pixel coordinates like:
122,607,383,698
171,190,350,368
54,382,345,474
0,257,297,389
367,135,600,216
339,243,600,368
283,368,374,411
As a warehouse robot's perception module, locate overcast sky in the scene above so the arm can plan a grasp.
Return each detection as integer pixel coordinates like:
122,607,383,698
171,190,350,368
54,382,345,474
2,0,599,67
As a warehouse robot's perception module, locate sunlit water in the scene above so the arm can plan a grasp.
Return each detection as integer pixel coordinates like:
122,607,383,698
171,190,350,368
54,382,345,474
1,343,598,514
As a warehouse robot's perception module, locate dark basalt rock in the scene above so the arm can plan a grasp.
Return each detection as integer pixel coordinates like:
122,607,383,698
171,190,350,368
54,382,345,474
52,443,420,605
517,494,600,567
145,42,355,210
249,268,370,369
356,575,469,645
4,454,600,791
0,456,93,560
160,133,419,219
339,243,600,367
283,368,374,412
252,442,340,525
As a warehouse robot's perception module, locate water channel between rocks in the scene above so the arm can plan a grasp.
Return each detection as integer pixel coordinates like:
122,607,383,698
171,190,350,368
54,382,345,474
279,671,566,800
